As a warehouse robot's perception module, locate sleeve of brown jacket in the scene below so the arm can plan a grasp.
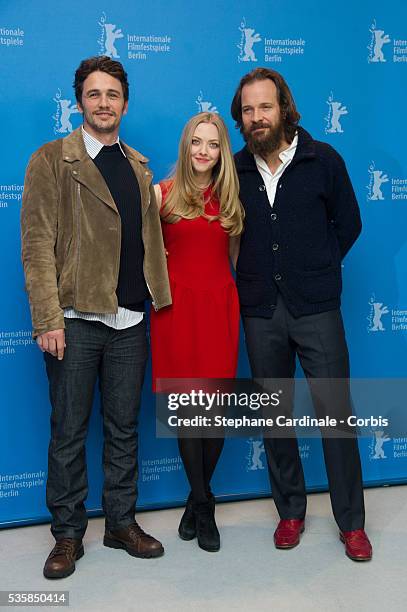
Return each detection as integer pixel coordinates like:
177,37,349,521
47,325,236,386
21,148,65,338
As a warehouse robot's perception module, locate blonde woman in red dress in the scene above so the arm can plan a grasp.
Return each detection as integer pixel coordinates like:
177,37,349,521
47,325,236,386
150,112,244,552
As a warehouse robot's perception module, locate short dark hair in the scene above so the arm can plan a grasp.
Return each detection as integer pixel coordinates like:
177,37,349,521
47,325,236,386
231,68,300,142
73,56,129,103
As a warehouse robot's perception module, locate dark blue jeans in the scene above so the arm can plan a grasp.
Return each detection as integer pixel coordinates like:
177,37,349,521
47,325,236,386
44,317,148,540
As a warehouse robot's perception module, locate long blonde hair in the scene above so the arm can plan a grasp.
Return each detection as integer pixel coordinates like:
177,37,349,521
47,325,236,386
161,113,244,236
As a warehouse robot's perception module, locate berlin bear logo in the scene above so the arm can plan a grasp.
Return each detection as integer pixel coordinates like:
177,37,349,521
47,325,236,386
368,20,391,63
325,92,348,134
238,18,261,62
246,438,265,471
367,295,389,332
370,431,391,459
196,91,218,113
367,162,389,201
53,89,80,134
98,12,124,59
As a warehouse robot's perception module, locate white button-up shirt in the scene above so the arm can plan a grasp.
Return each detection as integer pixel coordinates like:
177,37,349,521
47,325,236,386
254,133,298,207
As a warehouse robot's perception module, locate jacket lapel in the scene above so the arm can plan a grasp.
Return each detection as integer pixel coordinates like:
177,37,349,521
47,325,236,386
74,156,118,212
61,128,153,214
62,128,118,212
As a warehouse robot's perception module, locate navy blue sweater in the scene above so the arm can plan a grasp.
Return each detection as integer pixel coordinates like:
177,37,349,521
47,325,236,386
93,144,149,311
235,126,361,318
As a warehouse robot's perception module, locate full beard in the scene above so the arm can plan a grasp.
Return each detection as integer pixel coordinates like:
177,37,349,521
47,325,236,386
243,120,285,158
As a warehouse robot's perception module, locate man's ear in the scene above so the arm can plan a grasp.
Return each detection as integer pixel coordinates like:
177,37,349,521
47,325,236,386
76,100,83,114
122,100,129,116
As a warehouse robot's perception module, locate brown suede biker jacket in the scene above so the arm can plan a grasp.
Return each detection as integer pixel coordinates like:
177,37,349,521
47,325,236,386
21,128,171,338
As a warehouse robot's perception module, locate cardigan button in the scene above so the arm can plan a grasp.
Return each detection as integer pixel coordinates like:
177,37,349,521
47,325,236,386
270,213,277,221
259,184,266,191
272,243,279,251
274,273,282,281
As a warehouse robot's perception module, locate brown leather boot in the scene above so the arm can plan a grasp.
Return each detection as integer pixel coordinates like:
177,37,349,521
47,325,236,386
104,522,164,558
43,538,84,579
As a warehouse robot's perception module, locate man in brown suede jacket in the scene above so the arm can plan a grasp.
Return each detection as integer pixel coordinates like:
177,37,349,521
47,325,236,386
21,56,171,579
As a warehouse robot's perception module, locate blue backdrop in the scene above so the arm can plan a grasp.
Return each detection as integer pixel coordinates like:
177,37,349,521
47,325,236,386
1,0,406,527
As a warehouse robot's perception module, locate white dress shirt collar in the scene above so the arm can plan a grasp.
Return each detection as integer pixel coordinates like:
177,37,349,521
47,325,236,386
254,132,298,177
81,126,126,159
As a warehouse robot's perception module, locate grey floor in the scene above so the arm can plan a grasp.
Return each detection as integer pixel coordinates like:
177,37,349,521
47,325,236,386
1,486,406,612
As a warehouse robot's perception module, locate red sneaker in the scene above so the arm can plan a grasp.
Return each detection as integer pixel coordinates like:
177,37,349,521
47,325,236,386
274,519,305,549
340,529,372,561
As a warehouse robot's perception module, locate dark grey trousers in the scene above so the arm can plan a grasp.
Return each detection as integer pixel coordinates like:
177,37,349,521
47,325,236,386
243,294,365,531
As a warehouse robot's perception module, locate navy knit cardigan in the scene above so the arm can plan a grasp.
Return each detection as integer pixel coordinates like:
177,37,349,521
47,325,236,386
235,126,362,318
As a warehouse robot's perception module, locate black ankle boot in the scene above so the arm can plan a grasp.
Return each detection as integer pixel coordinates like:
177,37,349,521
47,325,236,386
178,492,216,541
193,500,220,552
178,493,196,540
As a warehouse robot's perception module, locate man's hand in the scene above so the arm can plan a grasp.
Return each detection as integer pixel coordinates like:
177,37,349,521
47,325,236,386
36,329,66,360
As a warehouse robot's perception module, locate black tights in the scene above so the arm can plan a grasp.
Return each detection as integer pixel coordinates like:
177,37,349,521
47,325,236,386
178,437,225,503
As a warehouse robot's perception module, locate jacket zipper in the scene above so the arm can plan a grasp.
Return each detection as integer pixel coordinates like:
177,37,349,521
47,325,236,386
145,276,158,311
73,182,81,305
141,189,159,311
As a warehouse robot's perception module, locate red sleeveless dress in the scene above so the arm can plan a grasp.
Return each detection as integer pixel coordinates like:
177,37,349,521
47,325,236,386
150,181,239,389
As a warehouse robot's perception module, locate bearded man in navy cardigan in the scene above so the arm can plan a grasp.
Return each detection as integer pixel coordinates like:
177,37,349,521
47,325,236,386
231,68,372,561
